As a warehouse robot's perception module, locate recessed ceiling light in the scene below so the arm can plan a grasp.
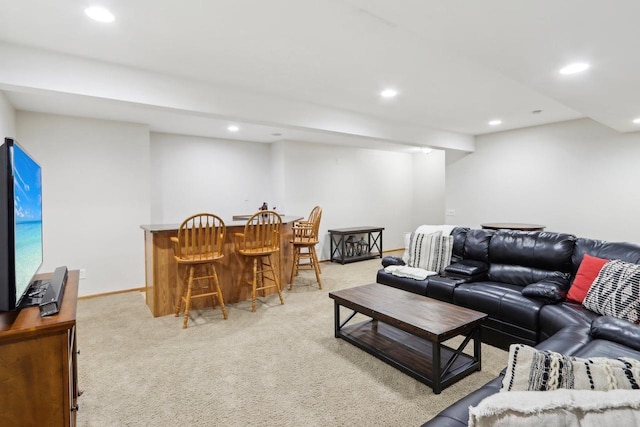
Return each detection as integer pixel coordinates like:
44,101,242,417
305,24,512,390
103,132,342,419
227,125,239,132
380,88,398,98
85,6,115,23
488,119,502,126
559,63,590,75
532,110,542,114
633,118,640,124
420,147,433,154
271,132,282,137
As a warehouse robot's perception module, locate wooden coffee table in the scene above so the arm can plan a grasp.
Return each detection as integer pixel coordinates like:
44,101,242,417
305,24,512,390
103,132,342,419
329,283,487,394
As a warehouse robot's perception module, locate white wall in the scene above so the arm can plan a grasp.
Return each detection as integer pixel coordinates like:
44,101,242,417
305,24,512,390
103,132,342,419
150,133,273,223
411,149,446,229
0,91,15,139
278,140,419,259
16,112,151,296
446,118,640,243
270,140,287,213
149,136,445,260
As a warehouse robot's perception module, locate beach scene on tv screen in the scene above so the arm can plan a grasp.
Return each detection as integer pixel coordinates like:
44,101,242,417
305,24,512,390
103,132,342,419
13,144,43,301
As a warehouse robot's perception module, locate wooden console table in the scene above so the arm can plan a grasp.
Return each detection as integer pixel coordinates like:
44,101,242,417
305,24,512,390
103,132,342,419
480,223,545,231
0,270,80,426
328,226,384,264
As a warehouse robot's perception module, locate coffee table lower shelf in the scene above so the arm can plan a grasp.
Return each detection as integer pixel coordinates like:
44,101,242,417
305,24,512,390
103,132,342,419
337,319,480,394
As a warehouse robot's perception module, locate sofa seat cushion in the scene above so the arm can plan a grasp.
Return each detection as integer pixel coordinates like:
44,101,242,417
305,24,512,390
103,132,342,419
482,318,538,349
573,338,640,361
590,316,640,352
454,281,545,331
534,325,592,355
539,302,598,340
426,275,472,303
376,269,428,296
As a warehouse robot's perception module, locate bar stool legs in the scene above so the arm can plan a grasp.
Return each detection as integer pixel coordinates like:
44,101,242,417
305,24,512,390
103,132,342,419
289,244,322,290
175,262,227,329
244,253,283,312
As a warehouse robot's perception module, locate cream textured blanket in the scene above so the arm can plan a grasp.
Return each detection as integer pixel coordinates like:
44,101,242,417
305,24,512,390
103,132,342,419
383,265,437,280
469,389,640,427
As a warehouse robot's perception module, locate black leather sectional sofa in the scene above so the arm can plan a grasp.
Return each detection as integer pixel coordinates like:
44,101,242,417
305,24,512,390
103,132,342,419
375,227,640,426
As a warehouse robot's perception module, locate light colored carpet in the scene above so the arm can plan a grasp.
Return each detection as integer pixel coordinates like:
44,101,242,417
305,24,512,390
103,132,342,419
76,254,507,426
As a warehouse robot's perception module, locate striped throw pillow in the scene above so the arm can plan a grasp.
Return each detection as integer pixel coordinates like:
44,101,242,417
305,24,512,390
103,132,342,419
502,343,640,392
407,231,453,273
439,234,453,273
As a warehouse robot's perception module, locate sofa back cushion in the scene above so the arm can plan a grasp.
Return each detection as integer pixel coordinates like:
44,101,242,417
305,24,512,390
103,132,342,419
572,238,640,276
450,226,469,262
462,229,493,263
487,231,576,286
489,266,570,287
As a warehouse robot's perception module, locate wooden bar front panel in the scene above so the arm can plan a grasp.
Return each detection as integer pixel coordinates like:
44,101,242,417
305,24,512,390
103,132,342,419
144,221,296,317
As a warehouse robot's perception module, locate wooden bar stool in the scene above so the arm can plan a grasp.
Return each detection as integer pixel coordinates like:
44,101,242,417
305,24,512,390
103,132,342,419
289,205,322,289
171,213,227,329
235,210,284,312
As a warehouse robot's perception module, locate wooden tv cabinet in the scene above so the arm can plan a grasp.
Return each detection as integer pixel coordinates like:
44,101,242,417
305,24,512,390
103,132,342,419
0,270,79,426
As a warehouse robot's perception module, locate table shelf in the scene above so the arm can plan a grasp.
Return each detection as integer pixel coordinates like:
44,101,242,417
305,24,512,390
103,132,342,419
328,226,384,264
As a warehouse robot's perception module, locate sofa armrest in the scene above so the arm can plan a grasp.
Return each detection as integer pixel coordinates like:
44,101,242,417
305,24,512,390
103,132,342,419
444,260,488,276
381,256,405,267
427,275,473,302
521,280,567,303
590,316,640,352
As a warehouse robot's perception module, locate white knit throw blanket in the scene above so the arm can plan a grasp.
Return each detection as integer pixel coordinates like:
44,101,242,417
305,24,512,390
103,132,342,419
384,265,437,281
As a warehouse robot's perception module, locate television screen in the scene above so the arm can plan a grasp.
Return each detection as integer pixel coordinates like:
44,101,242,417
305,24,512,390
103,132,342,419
0,138,43,311
11,142,43,306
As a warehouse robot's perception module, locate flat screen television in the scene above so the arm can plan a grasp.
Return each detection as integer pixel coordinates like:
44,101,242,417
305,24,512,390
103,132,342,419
0,138,43,311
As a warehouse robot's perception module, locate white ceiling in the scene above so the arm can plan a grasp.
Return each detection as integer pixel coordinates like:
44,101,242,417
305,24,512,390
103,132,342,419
1,0,639,151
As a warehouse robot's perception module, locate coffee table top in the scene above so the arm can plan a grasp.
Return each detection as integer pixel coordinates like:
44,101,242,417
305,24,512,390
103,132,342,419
329,283,487,342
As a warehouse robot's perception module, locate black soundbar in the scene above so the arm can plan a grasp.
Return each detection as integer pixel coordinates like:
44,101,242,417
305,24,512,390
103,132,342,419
39,266,68,317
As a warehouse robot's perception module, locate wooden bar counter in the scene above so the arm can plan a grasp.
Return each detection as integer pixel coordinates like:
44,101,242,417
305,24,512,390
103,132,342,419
141,215,303,317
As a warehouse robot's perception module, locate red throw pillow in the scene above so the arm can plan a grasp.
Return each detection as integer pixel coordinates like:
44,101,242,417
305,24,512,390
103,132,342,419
566,254,609,303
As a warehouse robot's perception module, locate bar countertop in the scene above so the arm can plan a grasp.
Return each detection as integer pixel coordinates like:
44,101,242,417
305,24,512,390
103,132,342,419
141,215,303,232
